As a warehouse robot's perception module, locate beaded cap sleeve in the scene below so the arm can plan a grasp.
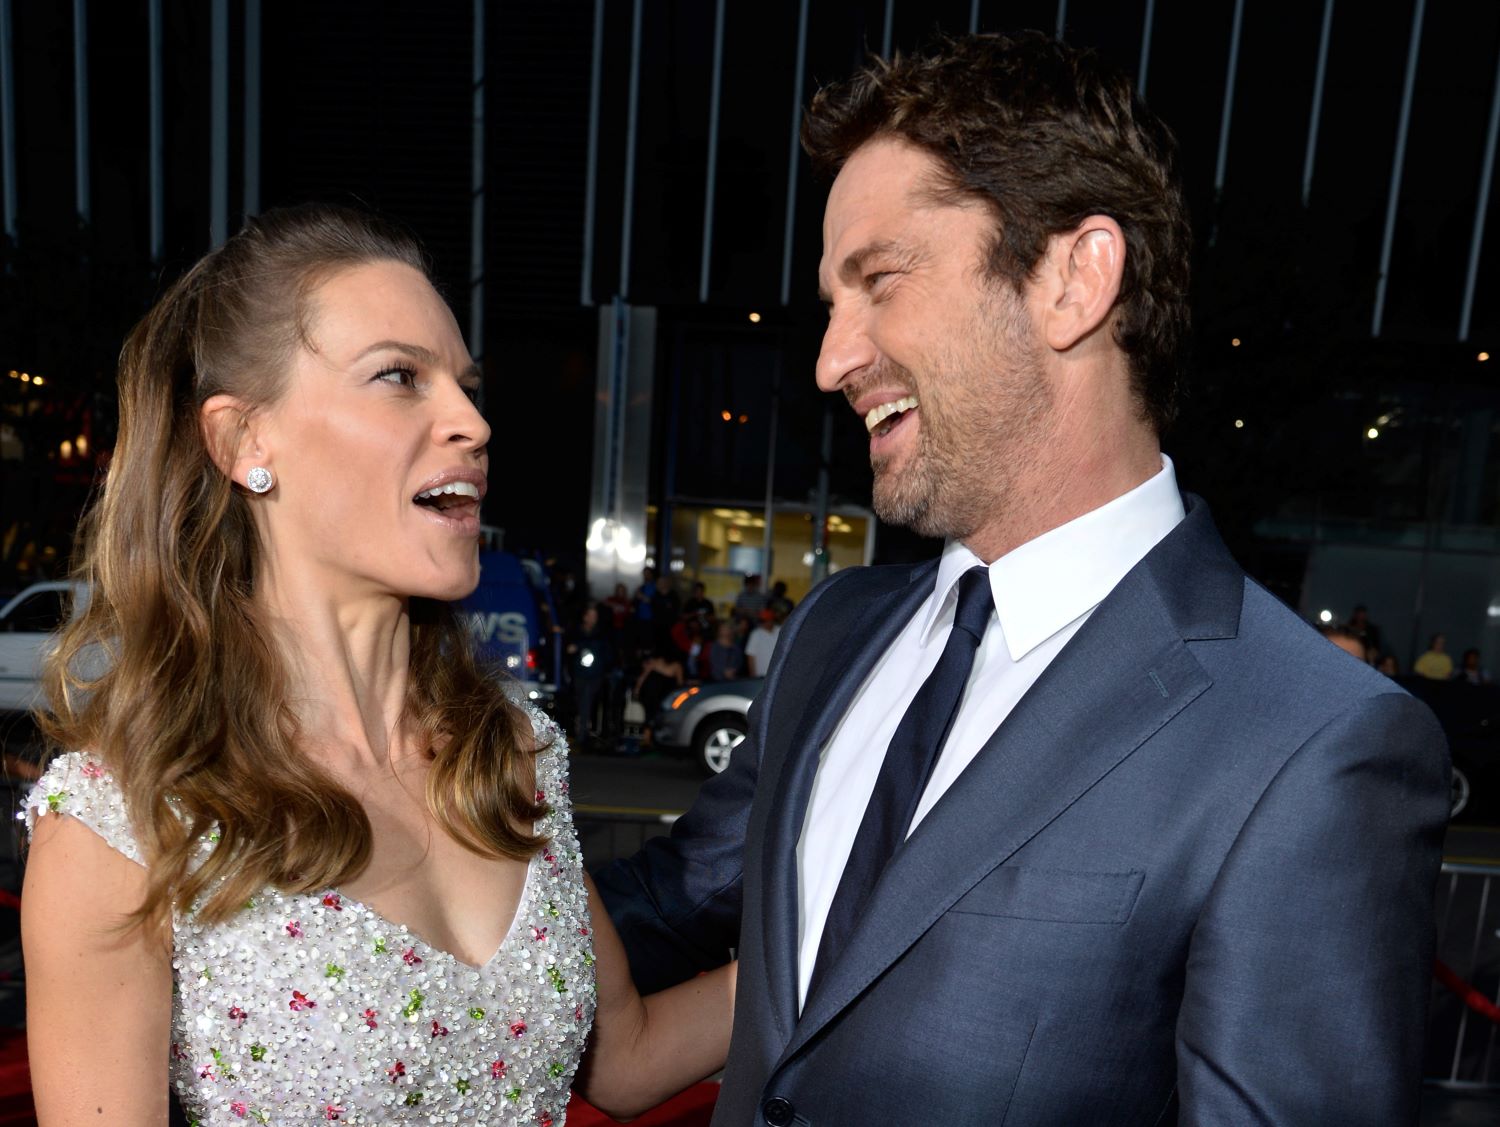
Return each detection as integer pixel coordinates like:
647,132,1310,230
24,706,597,1126
25,750,144,864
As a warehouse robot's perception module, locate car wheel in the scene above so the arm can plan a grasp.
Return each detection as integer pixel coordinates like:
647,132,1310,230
693,712,746,776
1451,765,1471,819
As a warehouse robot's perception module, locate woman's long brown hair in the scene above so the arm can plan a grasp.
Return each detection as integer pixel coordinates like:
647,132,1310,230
37,204,546,928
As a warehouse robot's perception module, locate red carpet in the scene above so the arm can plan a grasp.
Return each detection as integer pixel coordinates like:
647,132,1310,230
0,1030,33,1125
568,1083,718,1125
0,1029,715,1126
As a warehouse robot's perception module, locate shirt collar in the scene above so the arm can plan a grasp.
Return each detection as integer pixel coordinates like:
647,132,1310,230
919,455,1186,660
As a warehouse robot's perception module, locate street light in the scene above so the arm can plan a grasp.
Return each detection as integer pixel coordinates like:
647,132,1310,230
1367,427,1380,439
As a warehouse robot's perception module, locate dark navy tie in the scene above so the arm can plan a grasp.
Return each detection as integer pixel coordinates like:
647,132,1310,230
808,565,994,998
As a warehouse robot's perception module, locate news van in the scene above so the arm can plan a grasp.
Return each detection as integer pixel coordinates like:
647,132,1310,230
459,550,561,712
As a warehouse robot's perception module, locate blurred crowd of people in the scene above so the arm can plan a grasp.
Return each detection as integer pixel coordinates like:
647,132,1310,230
1321,604,1491,685
554,568,795,751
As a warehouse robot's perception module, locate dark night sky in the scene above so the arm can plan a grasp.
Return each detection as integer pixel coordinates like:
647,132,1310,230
4,0,1500,571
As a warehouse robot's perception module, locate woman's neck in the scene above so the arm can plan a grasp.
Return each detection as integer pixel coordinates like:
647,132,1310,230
255,564,414,770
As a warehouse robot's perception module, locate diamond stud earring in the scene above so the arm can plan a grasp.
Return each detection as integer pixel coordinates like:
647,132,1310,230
245,466,274,494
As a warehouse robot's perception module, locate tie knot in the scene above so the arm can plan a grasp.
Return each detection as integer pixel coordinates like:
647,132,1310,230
952,565,993,642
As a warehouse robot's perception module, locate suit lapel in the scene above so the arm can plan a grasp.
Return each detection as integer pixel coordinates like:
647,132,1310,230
758,560,938,1042
779,503,1234,1063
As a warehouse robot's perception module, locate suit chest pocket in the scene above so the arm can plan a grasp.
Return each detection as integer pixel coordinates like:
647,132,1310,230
947,865,1145,925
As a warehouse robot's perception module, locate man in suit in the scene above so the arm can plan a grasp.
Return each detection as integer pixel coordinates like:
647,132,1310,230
595,32,1449,1125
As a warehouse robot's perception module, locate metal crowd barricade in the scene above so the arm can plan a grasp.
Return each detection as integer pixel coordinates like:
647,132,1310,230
574,805,682,869
1428,861,1500,1090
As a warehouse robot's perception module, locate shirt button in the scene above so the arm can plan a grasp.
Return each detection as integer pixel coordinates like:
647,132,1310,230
762,1096,795,1126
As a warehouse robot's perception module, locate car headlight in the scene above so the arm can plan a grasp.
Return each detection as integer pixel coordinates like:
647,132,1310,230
669,687,701,710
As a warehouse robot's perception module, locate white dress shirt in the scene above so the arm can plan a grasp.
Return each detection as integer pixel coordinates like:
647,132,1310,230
794,456,1187,1008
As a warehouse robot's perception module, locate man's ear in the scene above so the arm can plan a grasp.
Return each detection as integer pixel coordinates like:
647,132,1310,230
199,394,267,488
1039,216,1125,352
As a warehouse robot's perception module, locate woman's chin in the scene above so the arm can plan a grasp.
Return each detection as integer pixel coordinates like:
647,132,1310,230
401,564,482,605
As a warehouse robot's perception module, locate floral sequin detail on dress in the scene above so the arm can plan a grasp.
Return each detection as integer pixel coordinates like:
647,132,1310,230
25,706,596,1125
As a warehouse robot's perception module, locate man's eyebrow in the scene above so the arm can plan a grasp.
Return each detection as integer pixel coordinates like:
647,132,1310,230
354,339,482,383
817,239,909,303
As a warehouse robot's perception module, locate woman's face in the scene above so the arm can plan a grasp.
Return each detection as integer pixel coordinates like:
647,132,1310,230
252,261,489,604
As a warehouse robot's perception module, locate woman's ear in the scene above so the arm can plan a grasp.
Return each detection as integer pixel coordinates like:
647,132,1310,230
199,394,268,489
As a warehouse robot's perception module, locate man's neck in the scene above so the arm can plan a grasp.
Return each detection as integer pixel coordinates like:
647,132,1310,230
963,437,1163,565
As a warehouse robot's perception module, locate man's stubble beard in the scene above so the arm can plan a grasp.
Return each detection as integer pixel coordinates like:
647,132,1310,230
869,293,1052,544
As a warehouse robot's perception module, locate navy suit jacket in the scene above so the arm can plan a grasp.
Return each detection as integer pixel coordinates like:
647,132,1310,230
595,497,1450,1125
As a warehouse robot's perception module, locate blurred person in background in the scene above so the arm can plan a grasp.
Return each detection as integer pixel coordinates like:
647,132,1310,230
683,580,715,624
743,608,783,678
604,581,632,633
767,580,795,620
1319,624,1367,663
1456,648,1489,685
1415,634,1454,680
634,647,686,747
669,614,709,680
21,205,733,1125
566,603,617,748
708,620,744,683
732,573,767,623
1347,604,1381,661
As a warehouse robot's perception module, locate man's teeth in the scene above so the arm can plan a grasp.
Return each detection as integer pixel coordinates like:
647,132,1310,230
414,481,481,502
864,395,919,434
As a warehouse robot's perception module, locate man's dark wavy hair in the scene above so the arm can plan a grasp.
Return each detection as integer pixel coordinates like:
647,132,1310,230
801,31,1192,433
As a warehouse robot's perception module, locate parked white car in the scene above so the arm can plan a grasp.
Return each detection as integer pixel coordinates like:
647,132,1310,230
0,581,86,713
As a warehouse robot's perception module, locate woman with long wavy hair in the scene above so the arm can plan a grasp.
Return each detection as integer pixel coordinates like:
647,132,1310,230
21,204,734,1125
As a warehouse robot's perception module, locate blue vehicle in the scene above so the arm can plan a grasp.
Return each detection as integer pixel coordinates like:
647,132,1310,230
459,549,561,710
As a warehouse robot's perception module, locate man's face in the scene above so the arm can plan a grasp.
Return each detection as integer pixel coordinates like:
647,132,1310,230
816,138,1053,543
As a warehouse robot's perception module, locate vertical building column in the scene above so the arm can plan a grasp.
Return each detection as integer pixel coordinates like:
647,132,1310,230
698,0,725,304
148,0,163,260
618,0,643,301
1301,0,1336,207
73,0,89,224
0,0,16,243
244,0,261,217
1137,0,1156,97
779,0,809,307
1459,43,1500,342
209,0,229,247
469,0,485,362
580,0,604,307
587,302,656,598
1373,0,1427,337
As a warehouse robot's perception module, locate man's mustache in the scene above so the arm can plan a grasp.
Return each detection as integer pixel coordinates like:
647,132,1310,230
841,362,918,409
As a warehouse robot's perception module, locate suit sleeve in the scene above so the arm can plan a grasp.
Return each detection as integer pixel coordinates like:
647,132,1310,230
1176,690,1450,1126
590,709,759,994
592,570,854,994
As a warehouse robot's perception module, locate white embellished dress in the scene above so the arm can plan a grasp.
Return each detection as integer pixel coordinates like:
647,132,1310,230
24,709,597,1126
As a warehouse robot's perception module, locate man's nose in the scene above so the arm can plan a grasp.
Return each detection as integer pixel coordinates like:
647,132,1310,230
815,303,876,393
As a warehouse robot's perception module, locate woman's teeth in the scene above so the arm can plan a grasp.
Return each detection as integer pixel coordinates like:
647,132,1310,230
864,395,919,434
414,481,481,503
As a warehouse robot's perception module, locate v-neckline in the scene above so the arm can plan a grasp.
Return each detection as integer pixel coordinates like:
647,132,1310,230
323,853,540,971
